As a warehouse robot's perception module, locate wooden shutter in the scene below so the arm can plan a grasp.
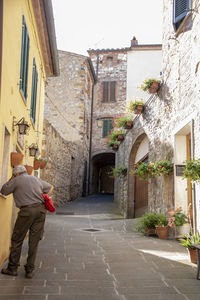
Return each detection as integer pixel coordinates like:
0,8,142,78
19,16,29,100
103,81,108,102
102,119,113,137
30,59,38,124
173,0,190,30
110,81,116,102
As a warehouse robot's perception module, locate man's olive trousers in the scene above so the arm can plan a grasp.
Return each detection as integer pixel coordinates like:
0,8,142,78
8,203,46,272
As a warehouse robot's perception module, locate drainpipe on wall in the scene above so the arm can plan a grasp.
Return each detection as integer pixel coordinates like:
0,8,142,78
87,53,99,194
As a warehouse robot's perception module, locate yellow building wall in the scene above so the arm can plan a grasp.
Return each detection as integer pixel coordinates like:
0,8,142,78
0,0,47,265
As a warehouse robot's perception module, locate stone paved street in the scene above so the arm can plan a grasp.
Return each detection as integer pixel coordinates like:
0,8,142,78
0,194,199,300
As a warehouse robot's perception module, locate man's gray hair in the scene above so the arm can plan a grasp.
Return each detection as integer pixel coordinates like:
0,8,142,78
12,165,27,176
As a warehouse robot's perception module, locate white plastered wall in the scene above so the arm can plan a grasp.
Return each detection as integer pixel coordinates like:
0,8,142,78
135,136,149,163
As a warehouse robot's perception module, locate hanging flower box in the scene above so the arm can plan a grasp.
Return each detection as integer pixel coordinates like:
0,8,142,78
24,165,33,175
140,78,161,94
117,134,124,141
10,152,24,167
112,144,119,151
124,121,133,129
128,100,145,115
40,160,47,169
134,104,144,114
34,159,41,170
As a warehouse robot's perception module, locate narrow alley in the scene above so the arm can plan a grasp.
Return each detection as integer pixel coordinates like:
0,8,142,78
0,195,199,300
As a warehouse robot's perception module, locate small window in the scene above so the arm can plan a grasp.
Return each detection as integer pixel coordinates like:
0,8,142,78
19,16,29,100
102,119,113,138
102,81,116,102
173,0,190,31
30,58,38,124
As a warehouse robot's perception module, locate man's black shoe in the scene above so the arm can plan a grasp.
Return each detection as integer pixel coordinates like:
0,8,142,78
1,268,18,276
25,271,34,279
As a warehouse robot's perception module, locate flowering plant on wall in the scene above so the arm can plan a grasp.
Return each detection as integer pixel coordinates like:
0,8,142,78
182,159,200,183
113,116,133,129
155,159,173,176
108,166,127,178
140,78,161,93
130,159,173,181
168,207,189,228
127,99,145,114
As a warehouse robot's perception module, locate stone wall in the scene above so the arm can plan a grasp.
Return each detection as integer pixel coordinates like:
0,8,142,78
115,1,200,227
41,50,95,204
41,120,85,206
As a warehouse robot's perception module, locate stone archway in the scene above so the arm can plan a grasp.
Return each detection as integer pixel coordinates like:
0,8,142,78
128,133,149,218
90,152,115,194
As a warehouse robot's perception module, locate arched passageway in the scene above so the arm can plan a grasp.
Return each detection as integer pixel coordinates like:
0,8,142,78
91,152,115,194
128,134,149,218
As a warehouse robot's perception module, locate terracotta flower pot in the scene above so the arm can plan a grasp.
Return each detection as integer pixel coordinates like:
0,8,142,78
134,105,144,114
117,134,124,141
148,81,160,94
40,161,47,169
10,152,24,167
124,121,133,129
112,144,119,151
24,165,33,175
156,226,169,239
34,160,41,170
188,249,197,264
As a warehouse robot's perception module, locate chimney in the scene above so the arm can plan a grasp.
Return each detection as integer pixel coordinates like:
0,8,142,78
131,36,138,47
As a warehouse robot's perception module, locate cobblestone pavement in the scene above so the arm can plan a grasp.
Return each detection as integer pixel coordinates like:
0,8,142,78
0,194,199,300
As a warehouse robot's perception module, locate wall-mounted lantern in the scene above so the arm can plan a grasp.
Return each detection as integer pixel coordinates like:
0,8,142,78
13,117,30,135
28,143,38,157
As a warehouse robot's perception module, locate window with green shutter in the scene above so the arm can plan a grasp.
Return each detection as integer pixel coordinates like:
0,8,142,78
30,58,38,124
102,119,113,138
173,0,190,31
102,81,116,102
19,16,29,101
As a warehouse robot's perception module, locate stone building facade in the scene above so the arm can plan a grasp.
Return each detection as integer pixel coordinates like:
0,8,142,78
88,38,162,195
115,0,200,231
88,48,129,194
41,50,96,206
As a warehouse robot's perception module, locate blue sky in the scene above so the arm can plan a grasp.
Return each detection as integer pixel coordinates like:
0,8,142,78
52,0,162,56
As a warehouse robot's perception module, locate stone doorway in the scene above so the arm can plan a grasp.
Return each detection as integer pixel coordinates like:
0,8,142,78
91,152,115,194
128,133,149,218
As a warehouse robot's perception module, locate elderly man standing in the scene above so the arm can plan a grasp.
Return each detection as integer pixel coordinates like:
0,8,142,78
0,165,53,278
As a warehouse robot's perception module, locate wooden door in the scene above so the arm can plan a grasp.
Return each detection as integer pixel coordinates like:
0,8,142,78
134,157,148,218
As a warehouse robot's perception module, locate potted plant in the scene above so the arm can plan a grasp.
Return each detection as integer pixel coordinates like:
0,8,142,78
155,214,169,239
112,142,120,151
168,207,190,238
128,100,145,114
10,152,24,167
131,162,154,182
114,116,133,130
179,231,200,263
136,212,159,235
109,166,127,178
182,159,200,183
34,158,41,170
140,78,161,94
24,164,33,175
156,159,173,176
40,159,47,169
